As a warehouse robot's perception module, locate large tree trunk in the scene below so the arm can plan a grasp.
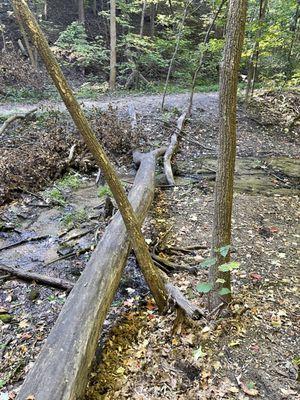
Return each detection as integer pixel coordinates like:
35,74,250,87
208,0,247,311
16,149,163,400
109,0,117,90
78,0,85,23
13,0,169,312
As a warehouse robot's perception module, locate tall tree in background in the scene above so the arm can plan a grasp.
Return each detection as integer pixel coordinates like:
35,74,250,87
245,0,268,104
78,0,85,24
110,0,117,90
208,0,247,311
140,0,147,37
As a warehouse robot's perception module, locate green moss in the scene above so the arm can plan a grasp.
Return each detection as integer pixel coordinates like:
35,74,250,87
61,208,88,228
98,185,112,198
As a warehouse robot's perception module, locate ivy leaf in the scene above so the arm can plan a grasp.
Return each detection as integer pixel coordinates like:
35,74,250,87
199,257,216,268
218,287,231,295
218,261,240,272
196,282,213,293
219,245,230,257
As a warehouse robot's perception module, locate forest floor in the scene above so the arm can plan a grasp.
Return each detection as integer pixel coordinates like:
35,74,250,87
0,90,299,400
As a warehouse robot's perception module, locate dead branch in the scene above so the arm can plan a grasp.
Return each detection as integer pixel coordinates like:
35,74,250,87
0,264,74,291
0,108,37,136
164,112,187,185
0,235,49,252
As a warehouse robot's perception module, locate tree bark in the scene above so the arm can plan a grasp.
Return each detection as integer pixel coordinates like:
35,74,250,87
92,0,97,15
12,0,169,312
208,0,247,311
150,2,157,37
163,112,186,186
140,0,147,37
15,149,163,400
78,0,85,23
187,0,227,116
109,0,117,90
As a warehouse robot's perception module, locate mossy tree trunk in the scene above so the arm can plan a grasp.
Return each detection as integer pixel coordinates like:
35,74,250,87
208,0,247,311
12,0,169,313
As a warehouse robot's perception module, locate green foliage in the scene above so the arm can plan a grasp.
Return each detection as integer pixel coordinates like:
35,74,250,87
46,188,66,206
196,282,213,293
61,208,88,228
98,185,112,198
57,173,81,190
218,261,240,272
55,22,109,70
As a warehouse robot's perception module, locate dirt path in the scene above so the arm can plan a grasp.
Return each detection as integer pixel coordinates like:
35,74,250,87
0,92,218,117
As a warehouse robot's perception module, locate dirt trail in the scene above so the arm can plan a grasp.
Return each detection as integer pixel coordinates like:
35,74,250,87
0,92,218,117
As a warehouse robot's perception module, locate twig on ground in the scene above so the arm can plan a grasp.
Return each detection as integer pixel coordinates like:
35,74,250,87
0,263,74,291
0,235,50,252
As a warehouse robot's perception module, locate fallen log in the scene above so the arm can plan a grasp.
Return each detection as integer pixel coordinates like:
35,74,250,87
0,108,37,137
16,148,164,400
0,264,74,292
164,112,186,186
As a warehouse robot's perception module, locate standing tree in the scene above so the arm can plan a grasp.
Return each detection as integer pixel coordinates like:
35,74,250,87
187,0,227,116
245,0,268,104
109,0,117,90
140,0,147,37
161,0,192,110
208,0,247,311
78,0,85,24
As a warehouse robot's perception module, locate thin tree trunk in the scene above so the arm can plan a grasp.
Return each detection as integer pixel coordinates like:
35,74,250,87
13,0,170,312
187,0,227,116
245,0,267,102
150,2,156,37
140,0,147,37
287,1,299,79
43,0,48,20
78,0,85,23
208,0,247,311
93,0,97,15
12,3,37,69
161,0,191,110
109,0,117,90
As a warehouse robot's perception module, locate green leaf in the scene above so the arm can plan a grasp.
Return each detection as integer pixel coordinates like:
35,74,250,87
199,257,217,268
196,282,213,293
216,278,226,283
193,345,206,361
0,379,6,389
219,245,230,257
218,288,231,295
218,261,240,272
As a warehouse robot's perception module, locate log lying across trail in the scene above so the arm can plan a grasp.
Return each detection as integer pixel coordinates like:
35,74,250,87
17,149,164,400
0,108,37,137
164,112,187,186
